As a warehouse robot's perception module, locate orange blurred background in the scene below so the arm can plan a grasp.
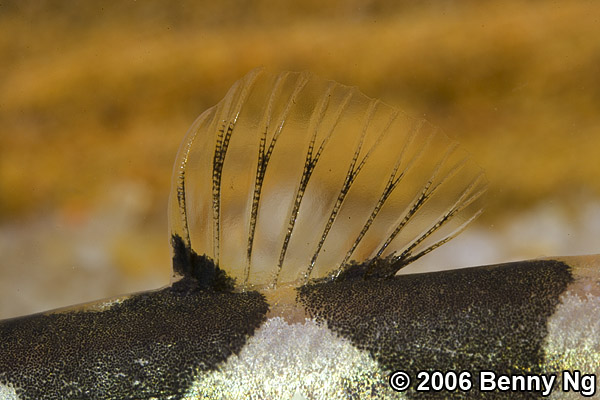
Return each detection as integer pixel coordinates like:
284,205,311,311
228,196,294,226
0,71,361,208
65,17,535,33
1,0,599,318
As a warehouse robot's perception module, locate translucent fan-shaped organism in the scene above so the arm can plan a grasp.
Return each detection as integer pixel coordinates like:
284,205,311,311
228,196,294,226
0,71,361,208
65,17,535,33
169,68,487,290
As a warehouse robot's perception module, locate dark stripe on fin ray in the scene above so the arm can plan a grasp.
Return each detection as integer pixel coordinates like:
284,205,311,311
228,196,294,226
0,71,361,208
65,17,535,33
244,72,310,287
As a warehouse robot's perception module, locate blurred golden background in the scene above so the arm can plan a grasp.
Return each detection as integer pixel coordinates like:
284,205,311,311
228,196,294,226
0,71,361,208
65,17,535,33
1,0,599,318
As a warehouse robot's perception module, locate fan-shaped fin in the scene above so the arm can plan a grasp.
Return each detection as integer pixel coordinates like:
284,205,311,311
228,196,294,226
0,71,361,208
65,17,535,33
168,68,487,290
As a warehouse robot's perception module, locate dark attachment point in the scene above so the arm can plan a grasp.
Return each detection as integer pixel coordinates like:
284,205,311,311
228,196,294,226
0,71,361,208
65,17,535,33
171,234,236,292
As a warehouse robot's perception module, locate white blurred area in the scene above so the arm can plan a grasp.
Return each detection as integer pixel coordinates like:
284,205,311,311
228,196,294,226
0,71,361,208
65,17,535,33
0,181,170,320
1,187,599,319
402,194,600,274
